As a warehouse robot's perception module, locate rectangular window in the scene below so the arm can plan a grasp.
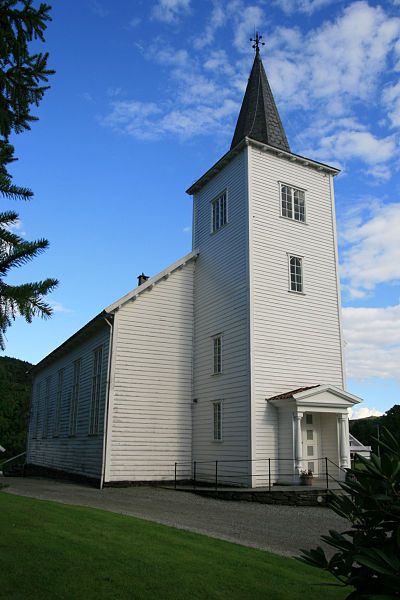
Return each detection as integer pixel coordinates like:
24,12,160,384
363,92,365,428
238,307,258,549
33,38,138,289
43,377,51,438
211,192,227,232
33,383,40,439
54,368,64,436
213,335,222,374
289,255,303,293
213,401,222,442
307,445,314,457
306,429,313,441
89,346,103,435
280,184,305,222
306,414,313,425
69,359,81,436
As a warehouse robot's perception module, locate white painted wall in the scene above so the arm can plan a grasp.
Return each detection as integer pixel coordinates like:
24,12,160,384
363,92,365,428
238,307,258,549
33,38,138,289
192,149,251,485
104,260,195,483
26,323,110,480
248,145,345,481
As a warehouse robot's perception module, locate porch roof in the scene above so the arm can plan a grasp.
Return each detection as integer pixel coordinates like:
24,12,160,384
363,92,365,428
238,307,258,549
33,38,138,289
267,384,362,414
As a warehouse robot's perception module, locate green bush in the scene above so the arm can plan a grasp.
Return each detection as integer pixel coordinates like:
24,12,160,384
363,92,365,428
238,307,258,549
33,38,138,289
299,428,400,599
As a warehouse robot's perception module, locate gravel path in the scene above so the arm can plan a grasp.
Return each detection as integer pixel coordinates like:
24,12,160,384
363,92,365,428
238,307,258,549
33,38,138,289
1,476,346,557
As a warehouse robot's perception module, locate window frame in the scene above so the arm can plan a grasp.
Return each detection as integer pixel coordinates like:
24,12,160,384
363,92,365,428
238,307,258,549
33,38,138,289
213,400,223,442
212,334,223,375
32,383,40,439
43,377,51,438
89,346,103,435
210,190,228,234
279,182,306,223
54,368,64,437
69,359,81,436
287,253,304,294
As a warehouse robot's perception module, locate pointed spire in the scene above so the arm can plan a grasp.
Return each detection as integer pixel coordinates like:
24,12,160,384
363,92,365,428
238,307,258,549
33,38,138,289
230,35,290,152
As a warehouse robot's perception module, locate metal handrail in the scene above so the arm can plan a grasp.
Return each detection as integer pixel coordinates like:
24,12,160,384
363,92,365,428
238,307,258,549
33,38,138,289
0,451,26,467
173,456,345,492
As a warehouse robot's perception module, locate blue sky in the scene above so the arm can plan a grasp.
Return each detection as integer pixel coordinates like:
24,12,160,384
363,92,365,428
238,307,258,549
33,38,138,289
2,0,399,418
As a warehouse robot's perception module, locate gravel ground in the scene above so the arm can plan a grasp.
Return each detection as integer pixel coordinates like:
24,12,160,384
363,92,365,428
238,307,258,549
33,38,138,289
1,475,346,557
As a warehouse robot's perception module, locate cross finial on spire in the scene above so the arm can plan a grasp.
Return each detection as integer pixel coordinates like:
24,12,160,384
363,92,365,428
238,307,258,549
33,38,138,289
250,31,265,54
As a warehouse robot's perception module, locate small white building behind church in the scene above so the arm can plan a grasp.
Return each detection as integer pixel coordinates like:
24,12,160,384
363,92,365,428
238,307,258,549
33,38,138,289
26,43,362,488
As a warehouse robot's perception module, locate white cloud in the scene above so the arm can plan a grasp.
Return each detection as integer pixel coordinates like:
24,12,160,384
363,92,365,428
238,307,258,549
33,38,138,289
319,130,396,166
183,226,191,233
233,5,265,53
152,0,191,23
343,304,400,380
340,202,400,297
48,301,73,314
103,101,163,140
349,406,385,420
6,218,26,236
193,0,225,50
382,81,400,128
273,0,337,15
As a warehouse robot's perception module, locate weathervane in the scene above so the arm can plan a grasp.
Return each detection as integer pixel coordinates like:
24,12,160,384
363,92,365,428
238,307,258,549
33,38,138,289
250,31,265,54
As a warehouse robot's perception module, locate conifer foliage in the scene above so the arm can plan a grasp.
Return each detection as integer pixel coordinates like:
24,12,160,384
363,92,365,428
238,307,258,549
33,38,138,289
0,1,58,349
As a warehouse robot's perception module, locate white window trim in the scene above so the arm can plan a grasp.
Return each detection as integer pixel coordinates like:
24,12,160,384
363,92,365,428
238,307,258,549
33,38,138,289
210,190,228,234
212,333,223,375
89,346,103,435
287,253,305,294
279,182,306,224
69,359,81,436
43,377,51,438
212,400,223,442
54,368,64,437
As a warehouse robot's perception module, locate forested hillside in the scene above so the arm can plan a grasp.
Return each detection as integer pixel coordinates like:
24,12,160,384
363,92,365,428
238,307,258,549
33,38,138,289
350,405,399,453
0,356,32,459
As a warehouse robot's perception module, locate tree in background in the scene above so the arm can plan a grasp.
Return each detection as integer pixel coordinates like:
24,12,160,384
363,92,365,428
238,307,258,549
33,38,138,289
350,416,381,454
0,0,58,348
0,356,32,458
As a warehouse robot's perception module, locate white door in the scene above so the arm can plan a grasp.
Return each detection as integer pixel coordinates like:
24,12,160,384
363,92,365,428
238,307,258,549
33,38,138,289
302,413,320,476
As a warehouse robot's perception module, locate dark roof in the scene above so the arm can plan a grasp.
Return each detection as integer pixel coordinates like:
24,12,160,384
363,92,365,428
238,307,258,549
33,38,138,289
230,49,290,152
267,385,320,401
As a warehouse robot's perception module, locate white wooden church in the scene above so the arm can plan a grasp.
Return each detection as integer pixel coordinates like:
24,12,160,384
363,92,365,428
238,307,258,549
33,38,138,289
27,41,363,488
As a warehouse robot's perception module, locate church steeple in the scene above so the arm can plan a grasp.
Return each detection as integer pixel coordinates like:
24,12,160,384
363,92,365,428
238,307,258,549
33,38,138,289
230,34,290,152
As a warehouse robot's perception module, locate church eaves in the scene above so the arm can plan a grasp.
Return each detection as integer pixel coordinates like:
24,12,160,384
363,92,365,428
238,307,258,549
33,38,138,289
230,42,290,152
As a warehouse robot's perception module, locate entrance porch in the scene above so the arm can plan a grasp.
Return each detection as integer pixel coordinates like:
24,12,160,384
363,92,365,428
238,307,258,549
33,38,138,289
268,384,362,485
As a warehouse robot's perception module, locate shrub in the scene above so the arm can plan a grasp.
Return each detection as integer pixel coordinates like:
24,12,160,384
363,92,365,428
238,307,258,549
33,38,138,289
299,428,400,599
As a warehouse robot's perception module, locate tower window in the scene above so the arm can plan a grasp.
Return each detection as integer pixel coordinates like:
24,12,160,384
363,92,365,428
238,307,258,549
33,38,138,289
280,184,305,222
213,401,223,442
211,192,227,232
289,255,303,293
213,334,222,374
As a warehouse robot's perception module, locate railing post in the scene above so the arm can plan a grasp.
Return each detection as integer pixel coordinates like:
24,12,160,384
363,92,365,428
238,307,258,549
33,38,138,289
193,461,197,491
325,457,329,490
174,462,177,490
215,460,218,491
268,458,271,491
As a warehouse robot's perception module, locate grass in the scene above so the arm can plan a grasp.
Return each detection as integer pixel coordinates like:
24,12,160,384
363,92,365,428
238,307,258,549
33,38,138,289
0,492,349,600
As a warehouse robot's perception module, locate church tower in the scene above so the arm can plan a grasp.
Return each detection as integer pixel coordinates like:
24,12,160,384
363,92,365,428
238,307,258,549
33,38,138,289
187,36,359,486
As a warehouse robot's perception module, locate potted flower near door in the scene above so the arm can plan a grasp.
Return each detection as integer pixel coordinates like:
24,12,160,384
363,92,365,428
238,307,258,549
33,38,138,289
300,469,313,486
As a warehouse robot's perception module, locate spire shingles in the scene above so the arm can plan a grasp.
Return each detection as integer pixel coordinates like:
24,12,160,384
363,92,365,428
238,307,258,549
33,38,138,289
230,50,290,152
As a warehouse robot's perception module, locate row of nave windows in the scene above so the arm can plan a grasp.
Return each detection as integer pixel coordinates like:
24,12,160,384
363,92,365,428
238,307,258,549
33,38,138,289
32,346,103,439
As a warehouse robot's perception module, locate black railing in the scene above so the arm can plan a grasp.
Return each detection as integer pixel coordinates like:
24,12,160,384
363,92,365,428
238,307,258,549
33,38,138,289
173,456,348,491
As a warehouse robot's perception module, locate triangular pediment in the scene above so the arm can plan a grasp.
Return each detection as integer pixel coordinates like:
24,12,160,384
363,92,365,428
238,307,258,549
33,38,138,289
268,384,362,413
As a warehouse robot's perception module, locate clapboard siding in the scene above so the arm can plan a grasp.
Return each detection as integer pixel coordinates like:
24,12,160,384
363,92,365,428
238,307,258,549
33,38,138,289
105,260,195,482
26,323,110,480
248,146,345,475
192,149,251,484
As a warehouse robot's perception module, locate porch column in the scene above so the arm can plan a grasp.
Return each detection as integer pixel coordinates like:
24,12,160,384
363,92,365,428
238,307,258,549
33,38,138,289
338,415,349,469
294,412,303,473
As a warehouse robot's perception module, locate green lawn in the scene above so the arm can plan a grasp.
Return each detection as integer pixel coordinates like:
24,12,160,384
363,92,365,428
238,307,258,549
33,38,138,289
0,492,349,600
